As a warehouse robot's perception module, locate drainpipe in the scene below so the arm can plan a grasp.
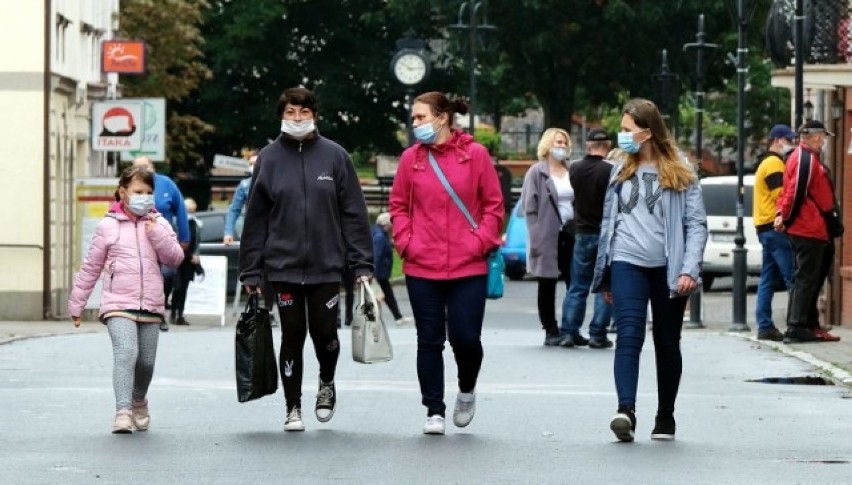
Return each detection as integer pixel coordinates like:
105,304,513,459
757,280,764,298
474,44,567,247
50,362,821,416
43,0,52,319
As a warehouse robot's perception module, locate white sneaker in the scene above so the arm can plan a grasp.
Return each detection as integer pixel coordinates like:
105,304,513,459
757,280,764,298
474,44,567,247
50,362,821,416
395,316,413,326
284,407,305,432
423,415,445,435
453,391,476,427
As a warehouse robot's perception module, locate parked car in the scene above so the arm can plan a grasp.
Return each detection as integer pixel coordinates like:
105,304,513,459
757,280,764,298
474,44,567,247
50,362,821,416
501,199,528,280
699,175,762,290
196,211,243,295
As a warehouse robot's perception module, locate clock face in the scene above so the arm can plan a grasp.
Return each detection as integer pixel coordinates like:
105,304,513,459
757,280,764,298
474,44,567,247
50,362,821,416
393,52,427,85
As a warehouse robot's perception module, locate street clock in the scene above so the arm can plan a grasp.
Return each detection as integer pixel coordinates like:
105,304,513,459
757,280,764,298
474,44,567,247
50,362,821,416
391,49,429,86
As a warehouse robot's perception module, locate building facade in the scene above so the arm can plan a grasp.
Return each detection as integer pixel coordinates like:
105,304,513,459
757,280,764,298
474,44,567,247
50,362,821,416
0,0,118,319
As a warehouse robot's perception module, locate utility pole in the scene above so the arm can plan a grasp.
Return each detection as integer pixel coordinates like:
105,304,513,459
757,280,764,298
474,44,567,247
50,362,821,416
450,2,496,134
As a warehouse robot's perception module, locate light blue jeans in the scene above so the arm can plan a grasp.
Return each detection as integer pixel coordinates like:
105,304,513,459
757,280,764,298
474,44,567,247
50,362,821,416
756,230,794,330
560,233,612,339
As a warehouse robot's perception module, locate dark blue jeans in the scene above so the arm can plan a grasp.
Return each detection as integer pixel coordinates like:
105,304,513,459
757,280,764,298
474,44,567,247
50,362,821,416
610,261,688,414
561,233,612,338
406,275,487,417
756,230,794,330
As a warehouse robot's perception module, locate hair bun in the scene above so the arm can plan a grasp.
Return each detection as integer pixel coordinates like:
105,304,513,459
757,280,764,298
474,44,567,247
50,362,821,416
452,98,469,116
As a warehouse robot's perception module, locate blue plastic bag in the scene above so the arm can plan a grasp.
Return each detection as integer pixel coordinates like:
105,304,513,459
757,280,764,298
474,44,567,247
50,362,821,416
486,251,504,300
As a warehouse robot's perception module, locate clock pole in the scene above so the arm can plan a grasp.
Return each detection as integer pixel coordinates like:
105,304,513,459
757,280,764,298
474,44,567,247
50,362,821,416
391,31,431,146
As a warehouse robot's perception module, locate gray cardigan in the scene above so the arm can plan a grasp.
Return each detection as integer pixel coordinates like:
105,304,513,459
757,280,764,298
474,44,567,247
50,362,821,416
521,160,570,278
591,163,708,296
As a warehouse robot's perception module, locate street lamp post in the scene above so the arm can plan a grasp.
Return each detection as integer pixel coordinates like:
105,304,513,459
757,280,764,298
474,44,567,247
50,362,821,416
683,14,717,328
652,49,679,135
729,0,754,332
450,1,496,134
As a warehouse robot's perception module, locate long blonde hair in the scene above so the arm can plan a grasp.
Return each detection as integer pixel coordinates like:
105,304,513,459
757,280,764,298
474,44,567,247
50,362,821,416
616,98,696,191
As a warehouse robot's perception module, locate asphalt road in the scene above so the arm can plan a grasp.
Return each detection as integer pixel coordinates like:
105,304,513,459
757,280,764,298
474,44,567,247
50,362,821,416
1,279,849,484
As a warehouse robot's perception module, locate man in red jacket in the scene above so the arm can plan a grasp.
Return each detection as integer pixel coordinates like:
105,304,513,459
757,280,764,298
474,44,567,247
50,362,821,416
774,120,841,343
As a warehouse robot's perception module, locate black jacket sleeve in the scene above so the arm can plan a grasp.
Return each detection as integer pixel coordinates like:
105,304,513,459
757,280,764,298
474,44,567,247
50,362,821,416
238,154,270,286
337,152,374,278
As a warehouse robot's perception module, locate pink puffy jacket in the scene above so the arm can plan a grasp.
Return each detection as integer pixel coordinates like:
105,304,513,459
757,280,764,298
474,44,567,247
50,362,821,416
68,202,185,320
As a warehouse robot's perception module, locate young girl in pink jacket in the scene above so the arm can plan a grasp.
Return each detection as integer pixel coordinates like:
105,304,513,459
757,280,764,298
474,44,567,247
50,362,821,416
68,166,184,433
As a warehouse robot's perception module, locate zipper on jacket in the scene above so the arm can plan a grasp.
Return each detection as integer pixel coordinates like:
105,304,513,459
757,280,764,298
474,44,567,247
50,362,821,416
135,220,145,309
300,148,308,284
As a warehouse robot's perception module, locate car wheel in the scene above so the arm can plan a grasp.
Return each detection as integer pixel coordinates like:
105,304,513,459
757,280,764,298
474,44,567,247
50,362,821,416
505,265,526,281
702,275,715,291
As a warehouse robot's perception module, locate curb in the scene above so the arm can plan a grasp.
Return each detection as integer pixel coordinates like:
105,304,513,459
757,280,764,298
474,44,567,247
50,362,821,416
0,329,100,346
728,332,852,388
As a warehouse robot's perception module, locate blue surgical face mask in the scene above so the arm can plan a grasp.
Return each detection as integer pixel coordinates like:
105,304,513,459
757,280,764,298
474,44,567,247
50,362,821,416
127,194,155,216
413,122,438,144
617,131,643,154
549,147,568,161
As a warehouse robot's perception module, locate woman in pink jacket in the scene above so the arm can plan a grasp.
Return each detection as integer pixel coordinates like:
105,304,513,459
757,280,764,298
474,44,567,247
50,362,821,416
390,92,504,435
68,166,184,434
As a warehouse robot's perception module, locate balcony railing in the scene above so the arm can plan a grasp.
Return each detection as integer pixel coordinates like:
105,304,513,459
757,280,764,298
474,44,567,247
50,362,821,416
767,0,852,65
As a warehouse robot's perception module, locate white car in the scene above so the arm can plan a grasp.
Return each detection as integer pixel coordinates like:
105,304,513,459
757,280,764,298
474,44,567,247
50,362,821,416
699,175,762,290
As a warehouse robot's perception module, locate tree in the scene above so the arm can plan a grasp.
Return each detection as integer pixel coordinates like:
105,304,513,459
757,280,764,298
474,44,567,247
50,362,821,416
193,0,451,162
119,0,213,173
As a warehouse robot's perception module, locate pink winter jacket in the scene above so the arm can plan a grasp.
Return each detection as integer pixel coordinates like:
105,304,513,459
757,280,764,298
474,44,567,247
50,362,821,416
68,202,185,320
389,129,504,280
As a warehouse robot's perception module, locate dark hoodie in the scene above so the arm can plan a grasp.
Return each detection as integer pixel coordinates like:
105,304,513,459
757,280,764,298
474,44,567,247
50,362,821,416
239,133,373,286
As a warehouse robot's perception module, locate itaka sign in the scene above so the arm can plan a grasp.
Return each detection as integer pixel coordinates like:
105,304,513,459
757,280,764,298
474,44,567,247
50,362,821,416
102,40,146,74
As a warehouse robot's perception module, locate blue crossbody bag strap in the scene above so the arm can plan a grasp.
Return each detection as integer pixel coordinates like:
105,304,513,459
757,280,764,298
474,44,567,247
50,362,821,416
427,151,478,230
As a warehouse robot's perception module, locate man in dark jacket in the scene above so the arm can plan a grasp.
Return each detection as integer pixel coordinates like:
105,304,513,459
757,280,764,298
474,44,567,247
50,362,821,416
560,128,614,348
240,87,374,432
775,120,841,343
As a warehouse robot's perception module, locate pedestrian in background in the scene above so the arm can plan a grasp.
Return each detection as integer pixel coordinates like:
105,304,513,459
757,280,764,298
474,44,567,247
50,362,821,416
68,166,184,433
132,155,190,332
390,91,503,435
591,98,708,442
223,151,256,246
521,127,575,346
752,124,797,342
170,197,202,326
372,212,412,325
240,87,373,432
775,120,842,343
561,128,615,349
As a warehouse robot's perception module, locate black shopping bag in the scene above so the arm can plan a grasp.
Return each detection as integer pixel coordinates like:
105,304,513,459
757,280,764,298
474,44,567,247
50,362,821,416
235,293,278,402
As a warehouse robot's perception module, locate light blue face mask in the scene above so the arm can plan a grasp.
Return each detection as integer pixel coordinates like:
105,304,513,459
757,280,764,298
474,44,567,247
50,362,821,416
127,194,155,216
413,122,438,144
617,131,643,154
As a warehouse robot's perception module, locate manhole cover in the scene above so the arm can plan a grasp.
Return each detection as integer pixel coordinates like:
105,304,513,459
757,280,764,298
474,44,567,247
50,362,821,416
747,376,833,385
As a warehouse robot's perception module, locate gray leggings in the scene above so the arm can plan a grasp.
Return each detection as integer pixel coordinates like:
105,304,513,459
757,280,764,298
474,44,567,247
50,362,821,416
106,317,160,411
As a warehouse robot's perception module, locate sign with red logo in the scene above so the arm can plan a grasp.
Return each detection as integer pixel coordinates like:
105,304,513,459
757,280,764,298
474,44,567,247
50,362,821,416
102,40,146,74
91,101,143,151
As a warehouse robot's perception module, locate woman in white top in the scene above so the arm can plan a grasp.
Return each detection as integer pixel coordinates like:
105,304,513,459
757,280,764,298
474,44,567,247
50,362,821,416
521,128,575,345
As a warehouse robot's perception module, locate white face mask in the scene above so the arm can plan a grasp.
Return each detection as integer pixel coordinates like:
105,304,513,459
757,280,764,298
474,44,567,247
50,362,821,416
281,119,315,139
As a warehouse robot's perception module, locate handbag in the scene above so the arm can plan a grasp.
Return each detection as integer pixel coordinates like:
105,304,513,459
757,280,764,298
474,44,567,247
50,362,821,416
234,293,278,402
352,281,393,363
427,151,504,300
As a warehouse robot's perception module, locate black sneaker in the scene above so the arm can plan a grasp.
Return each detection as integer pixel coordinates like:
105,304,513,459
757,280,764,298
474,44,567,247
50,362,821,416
559,334,590,347
756,327,783,342
589,337,614,349
543,326,561,346
610,408,636,442
315,380,336,422
651,414,676,440
783,327,821,344
174,316,190,326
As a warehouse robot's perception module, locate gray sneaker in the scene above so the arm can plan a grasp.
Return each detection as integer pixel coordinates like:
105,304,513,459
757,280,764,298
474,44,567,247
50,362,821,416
284,407,305,432
159,321,169,332
453,391,476,427
544,333,562,346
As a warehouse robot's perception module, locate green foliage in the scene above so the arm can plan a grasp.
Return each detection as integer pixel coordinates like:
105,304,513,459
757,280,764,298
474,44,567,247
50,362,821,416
119,0,213,172
474,126,501,156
